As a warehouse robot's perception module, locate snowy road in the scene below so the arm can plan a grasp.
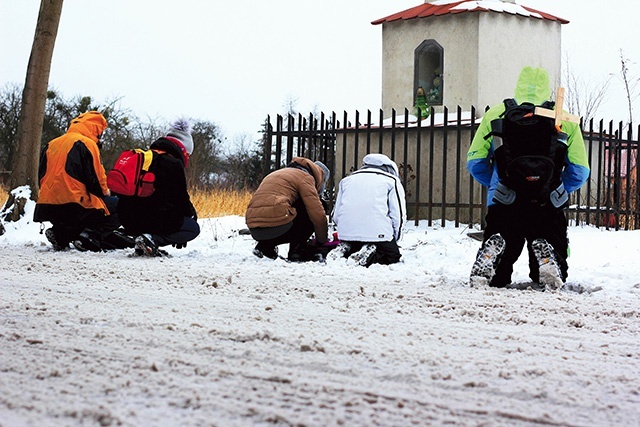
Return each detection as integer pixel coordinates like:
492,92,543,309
1,219,639,426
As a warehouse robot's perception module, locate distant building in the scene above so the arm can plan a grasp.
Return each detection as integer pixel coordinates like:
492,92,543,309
372,0,568,116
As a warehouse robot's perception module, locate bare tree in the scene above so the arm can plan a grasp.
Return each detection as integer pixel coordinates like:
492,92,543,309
562,52,611,124
8,0,64,199
618,49,639,126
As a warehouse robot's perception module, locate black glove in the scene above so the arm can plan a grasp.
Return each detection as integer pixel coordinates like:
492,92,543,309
172,242,187,249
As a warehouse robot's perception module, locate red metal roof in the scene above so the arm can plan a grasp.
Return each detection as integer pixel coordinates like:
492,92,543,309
371,1,569,25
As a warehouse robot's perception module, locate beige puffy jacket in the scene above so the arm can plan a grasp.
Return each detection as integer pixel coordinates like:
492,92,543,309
245,157,328,244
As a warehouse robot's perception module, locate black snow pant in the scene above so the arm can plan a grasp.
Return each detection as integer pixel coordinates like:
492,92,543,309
49,196,122,247
483,203,569,287
250,199,315,258
344,240,402,266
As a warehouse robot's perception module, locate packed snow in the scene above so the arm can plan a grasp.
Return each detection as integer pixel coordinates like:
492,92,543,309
1,194,639,426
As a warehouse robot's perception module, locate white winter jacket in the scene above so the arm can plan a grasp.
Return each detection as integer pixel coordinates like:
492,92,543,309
333,154,407,242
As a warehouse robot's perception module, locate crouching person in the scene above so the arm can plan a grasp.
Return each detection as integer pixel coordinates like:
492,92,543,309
245,157,330,261
34,111,131,252
330,153,407,267
117,120,200,256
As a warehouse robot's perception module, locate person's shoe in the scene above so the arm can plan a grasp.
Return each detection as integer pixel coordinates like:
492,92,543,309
72,230,102,252
347,244,376,267
470,233,506,287
531,238,564,291
326,242,351,262
102,229,136,250
45,228,68,251
253,243,278,260
135,234,159,257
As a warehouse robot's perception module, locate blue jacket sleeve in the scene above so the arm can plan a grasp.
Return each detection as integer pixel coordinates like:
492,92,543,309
560,120,590,193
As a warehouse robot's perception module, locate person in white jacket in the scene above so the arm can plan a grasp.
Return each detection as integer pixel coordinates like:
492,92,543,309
331,153,407,266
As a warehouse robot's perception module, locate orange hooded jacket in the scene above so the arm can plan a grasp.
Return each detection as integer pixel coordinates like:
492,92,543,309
34,111,110,221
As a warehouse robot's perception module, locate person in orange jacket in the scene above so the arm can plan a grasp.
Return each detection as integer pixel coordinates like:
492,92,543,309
34,111,127,251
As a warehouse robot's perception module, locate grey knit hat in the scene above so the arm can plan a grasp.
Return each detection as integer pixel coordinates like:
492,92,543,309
314,160,330,193
166,119,194,155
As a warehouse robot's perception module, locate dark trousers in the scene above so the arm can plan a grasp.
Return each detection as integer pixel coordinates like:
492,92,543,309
51,196,121,245
251,199,314,257
344,240,402,266
483,203,568,287
150,216,200,247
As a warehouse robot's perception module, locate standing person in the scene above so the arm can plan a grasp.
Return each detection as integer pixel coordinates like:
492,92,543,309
34,111,126,251
245,157,330,261
116,120,200,256
467,66,590,290
330,153,407,266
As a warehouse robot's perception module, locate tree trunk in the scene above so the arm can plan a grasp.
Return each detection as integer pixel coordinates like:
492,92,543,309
7,0,64,204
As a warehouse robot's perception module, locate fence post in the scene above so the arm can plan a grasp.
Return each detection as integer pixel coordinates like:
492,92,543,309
468,106,476,227
440,107,448,228
414,107,422,226
455,105,463,227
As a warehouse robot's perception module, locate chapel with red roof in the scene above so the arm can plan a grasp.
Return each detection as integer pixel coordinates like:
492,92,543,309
371,0,568,115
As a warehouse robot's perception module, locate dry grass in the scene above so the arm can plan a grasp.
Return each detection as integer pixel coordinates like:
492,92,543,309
0,186,252,218
190,188,252,218
0,185,7,207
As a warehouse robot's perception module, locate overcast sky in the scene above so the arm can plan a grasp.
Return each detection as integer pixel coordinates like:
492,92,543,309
1,1,637,141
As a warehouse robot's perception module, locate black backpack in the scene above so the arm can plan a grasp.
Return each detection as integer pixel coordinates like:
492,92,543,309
487,98,569,206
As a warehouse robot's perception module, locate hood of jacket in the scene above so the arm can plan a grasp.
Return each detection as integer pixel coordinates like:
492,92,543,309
513,66,551,105
289,157,326,191
66,111,108,143
361,153,399,177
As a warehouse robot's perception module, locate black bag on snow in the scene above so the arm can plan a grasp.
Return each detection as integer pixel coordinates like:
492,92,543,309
487,98,569,207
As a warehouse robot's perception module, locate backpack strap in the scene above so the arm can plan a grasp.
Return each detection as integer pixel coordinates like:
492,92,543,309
503,98,518,111
134,148,154,172
540,100,555,110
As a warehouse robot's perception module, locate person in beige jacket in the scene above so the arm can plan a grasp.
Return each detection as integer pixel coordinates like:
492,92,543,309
245,157,329,261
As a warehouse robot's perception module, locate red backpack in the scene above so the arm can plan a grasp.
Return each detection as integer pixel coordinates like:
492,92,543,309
107,149,156,197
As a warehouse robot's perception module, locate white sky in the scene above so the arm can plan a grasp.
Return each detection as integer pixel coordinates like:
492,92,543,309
1,1,638,140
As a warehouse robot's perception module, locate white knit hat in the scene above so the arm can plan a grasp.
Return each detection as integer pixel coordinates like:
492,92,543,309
165,119,194,155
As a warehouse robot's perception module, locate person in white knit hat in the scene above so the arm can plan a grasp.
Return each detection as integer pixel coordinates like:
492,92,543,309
117,119,200,256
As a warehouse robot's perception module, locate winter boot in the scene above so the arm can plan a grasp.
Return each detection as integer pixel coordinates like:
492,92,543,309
347,244,376,267
470,233,506,287
531,238,564,291
287,243,309,262
326,242,351,262
45,228,68,251
72,230,102,252
253,242,278,260
71,228,102,252
135,234,160,257
102,229,136,250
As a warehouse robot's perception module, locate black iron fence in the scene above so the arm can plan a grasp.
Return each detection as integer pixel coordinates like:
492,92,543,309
264,108,640,230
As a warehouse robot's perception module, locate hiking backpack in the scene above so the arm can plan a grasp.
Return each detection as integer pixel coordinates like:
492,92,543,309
487,98,569,206
107,149,156,197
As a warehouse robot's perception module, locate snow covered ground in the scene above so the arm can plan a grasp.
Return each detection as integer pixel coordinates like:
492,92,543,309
1,197,639,426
